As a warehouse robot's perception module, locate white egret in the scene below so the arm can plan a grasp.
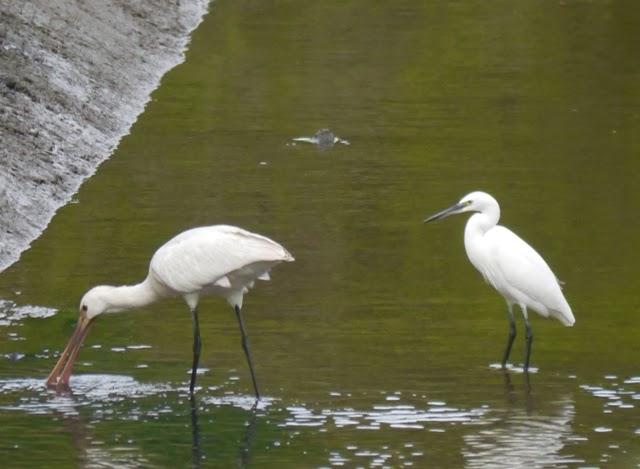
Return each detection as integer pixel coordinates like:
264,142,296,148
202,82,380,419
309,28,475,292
46,225,294,398
424,191,574,371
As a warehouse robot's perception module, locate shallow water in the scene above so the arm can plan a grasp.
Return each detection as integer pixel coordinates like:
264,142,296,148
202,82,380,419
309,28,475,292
1,0,639,467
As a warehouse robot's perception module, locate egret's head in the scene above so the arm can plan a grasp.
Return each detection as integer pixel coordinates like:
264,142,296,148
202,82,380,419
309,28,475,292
424,191,498,223
79,285,119,320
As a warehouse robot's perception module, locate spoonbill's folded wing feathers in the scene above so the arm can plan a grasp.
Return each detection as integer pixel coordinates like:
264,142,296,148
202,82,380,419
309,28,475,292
149,225,294,293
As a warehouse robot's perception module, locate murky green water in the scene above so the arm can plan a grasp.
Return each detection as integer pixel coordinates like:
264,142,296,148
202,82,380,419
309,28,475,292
1,1,639,467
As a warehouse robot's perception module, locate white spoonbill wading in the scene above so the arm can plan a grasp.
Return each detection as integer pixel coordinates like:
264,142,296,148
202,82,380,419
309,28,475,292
46,225,294,398
424,191,574,371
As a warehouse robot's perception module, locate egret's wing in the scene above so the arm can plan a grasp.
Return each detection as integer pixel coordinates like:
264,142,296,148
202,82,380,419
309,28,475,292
484,226,566,312
149,225,293,293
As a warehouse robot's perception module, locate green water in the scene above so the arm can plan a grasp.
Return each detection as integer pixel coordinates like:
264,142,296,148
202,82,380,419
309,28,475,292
1,1,639,467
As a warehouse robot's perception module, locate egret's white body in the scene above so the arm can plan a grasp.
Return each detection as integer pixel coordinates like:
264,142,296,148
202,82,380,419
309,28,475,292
47,225,294,396
425,191,574,370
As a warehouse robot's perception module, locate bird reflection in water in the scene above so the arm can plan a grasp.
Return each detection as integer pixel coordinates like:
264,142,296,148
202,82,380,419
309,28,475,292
502,369,533,414
189,393,259,469
53,397,147,468
190,394,201,468
463,370,577,467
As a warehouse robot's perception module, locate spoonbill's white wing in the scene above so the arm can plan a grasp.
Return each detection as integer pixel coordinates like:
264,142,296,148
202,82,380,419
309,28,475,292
483,226,574,325
149,225,294,294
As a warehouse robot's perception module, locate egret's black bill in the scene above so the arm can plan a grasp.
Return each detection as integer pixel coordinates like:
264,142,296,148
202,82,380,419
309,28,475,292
423,202,465,223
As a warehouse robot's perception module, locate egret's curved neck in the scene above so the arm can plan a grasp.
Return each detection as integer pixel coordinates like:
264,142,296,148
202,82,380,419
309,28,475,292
464,203,500,246
104,278,160,312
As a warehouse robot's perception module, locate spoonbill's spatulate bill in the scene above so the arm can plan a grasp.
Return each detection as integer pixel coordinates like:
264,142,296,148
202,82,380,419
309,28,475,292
46,225,294,398
424,191,574,371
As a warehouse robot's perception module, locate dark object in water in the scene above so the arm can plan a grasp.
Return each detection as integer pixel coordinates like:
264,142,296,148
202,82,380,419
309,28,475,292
292,128,350,149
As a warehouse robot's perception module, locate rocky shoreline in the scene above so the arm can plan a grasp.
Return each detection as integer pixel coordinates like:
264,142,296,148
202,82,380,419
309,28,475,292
0,0,209,271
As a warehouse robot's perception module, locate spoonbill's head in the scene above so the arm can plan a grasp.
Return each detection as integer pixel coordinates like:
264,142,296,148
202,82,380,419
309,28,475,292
424,191,498,223
45,286,114,391
79,285,124,318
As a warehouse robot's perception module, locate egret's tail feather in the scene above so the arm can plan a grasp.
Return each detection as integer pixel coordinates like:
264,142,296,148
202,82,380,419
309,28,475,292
283,249,295,262
553,307,575,327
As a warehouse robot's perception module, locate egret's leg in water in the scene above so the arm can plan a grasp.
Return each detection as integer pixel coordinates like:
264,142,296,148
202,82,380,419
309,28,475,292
523,309,534,372
234,305,260,400
501,303,517,367
190,306,202,393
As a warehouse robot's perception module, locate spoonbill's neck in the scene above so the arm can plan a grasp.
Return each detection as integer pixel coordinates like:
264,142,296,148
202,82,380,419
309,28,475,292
105,278,161,312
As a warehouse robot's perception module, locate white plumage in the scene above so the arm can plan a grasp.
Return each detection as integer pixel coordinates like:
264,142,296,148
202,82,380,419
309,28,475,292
425,191,574,371
150,225,294,309
47,224,294,396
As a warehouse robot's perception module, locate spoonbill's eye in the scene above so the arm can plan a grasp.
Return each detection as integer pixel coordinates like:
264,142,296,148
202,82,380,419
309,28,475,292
81,304,88,312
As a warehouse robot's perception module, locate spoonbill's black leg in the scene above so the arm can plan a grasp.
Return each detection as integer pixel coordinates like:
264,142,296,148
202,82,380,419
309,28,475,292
234,305,260,400
523,312,533,372
190,306,202,393
501,304,517,367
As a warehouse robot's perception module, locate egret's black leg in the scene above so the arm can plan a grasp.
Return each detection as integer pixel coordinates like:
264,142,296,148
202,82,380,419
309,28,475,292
501,304,517,367
523,314,533,372
234,305,260,400
190,306,202,393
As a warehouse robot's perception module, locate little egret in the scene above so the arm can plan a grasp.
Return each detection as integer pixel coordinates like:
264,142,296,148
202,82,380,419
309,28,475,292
424,191,574,371
46,225,294,398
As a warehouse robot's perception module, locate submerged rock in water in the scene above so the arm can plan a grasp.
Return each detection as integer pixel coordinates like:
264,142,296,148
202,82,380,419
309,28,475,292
292,128,350,150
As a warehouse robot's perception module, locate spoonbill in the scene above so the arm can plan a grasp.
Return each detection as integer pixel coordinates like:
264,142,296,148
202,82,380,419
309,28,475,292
46,225,294,398
424,191,574,371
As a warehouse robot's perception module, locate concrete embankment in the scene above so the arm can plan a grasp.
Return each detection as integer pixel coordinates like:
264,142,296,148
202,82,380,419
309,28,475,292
0,0,209,271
